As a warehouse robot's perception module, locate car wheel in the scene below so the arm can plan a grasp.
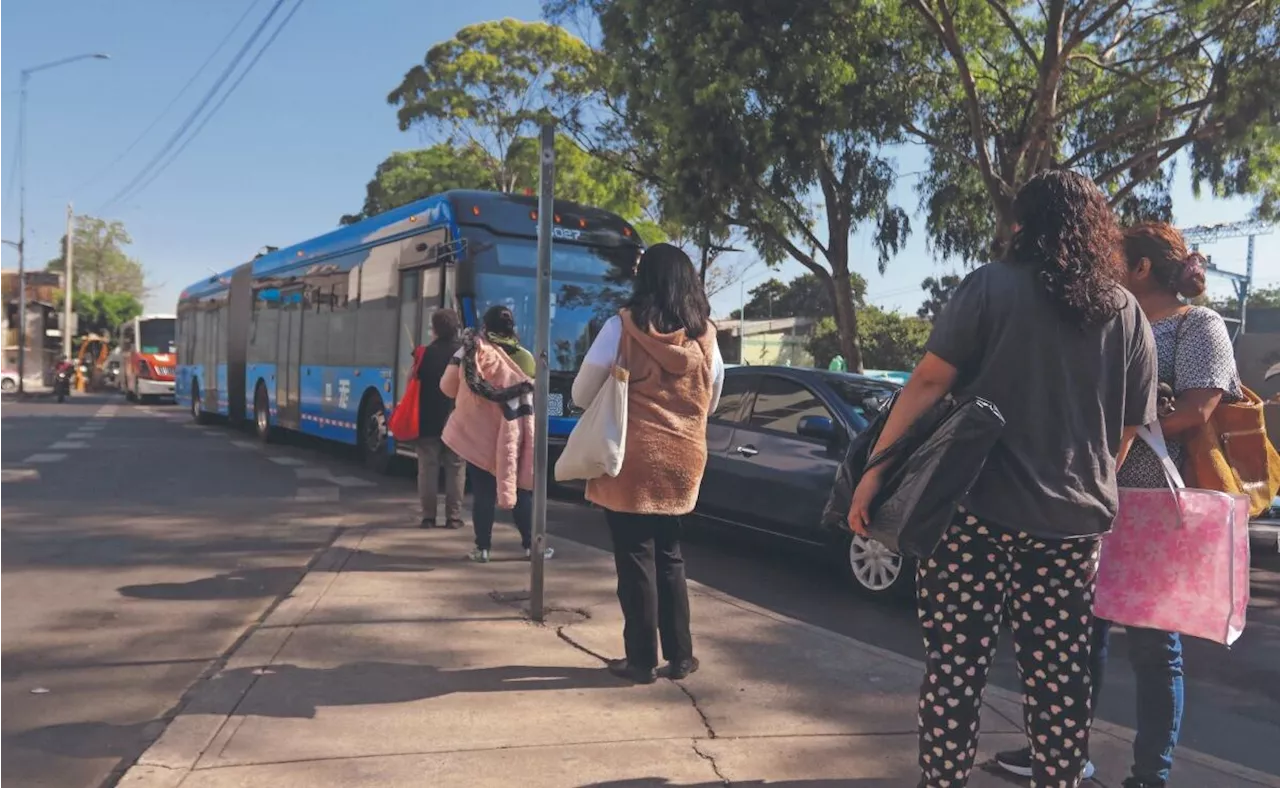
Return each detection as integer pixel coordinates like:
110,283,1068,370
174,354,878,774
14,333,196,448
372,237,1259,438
1,378,16,394
845,533,914,599
358,393,391,474
254,383,274,443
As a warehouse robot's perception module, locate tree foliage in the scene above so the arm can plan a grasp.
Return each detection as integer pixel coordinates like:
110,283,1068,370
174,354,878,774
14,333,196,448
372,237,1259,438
388,19,596,192
732,273,868,320
339,135,650,229
918,274,962,320
46,216,147,300
548,0,919,371
807,307,932,370
55,290,144,337
904,0,1280,262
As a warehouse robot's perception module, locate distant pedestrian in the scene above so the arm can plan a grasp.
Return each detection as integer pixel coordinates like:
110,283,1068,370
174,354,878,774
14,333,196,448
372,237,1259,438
440,305,550,563
572,243,724,685
414,309,466,529
847,170,1158,788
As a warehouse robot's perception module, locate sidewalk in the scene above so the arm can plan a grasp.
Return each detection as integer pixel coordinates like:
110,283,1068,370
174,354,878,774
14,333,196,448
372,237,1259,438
119,500,1279,788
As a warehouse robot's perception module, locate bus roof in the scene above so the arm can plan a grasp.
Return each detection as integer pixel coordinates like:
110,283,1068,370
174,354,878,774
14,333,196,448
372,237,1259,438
178,190,641,306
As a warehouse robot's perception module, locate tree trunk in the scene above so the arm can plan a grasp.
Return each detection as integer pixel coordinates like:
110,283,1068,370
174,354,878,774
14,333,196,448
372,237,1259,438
989,194,1017,262
828,237,864,373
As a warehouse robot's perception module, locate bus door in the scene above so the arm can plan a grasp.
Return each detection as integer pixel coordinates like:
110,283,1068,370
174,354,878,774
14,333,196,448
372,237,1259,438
395,269,422,406
276,287,304,427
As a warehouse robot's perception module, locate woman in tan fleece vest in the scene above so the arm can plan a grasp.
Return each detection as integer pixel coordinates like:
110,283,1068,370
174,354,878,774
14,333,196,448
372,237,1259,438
572,244,724,685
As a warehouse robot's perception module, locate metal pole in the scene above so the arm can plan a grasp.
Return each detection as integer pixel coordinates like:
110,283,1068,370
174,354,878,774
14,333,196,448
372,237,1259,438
1242,233,1255,336
64,203,75,360
530,122,555,623
17,73,29,394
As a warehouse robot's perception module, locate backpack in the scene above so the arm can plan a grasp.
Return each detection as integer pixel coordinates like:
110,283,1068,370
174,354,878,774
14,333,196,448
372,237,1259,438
1174,312,1280,517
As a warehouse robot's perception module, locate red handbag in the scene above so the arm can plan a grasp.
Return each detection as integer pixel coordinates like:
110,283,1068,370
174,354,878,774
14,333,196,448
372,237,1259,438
388,347,426,442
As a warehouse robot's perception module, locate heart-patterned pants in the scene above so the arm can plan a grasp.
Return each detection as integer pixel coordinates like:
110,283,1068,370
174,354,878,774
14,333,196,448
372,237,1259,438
916,508,1101,788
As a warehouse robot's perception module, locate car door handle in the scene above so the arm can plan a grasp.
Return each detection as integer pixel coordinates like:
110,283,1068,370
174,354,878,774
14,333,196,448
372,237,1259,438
735,445,759,457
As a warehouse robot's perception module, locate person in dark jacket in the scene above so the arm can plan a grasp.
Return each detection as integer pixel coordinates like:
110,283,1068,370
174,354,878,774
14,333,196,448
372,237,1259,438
416,309,465,529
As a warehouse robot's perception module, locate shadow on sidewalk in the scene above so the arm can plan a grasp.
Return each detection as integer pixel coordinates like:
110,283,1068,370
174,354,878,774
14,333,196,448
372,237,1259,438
117,550,439,600
583,780,911,787
190,661,627,719
118,566,308,600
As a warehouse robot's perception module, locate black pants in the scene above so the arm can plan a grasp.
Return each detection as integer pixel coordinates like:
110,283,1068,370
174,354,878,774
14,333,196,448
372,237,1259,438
605,510,693,670
468,464,531,550
917,509,1100,788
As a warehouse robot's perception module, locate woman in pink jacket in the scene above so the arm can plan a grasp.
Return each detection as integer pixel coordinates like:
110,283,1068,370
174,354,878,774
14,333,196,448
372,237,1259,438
441,305,551,563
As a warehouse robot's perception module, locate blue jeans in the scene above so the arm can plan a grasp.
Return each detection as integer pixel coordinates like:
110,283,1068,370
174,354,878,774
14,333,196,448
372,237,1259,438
1093,620,1184,784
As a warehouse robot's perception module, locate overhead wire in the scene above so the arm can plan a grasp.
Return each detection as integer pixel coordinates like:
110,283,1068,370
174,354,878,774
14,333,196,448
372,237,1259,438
73,0,265,197
126,0,307,203
98,0,289,214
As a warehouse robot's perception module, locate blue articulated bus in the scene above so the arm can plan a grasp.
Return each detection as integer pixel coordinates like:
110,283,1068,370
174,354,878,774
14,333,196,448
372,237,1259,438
176,190,642,471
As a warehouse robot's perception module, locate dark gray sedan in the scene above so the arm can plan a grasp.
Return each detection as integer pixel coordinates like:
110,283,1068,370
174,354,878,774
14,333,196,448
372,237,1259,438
696,365,912,598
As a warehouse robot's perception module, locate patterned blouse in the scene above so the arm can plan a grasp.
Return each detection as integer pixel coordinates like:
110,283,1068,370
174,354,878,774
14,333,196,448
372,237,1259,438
1117,306,1242,489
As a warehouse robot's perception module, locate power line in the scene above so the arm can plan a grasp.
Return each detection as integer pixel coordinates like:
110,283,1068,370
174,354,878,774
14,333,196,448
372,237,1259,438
74,0,265,197
126,0,306,203
98,0,289,213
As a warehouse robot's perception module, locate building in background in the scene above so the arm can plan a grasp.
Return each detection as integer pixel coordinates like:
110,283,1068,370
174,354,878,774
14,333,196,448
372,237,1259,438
2,269,63,385
715,317,816,367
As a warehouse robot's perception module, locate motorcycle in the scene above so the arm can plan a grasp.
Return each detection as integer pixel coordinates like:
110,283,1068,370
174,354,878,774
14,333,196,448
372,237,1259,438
54,366,74,403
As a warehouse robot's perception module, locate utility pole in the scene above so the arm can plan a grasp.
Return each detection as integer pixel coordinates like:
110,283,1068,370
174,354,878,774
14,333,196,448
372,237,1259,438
529,123,555,623
11,52,110,394
64,203,75,360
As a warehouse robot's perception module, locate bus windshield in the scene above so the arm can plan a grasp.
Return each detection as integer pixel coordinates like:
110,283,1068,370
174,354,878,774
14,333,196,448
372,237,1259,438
464,230,637,372
139,319,176,354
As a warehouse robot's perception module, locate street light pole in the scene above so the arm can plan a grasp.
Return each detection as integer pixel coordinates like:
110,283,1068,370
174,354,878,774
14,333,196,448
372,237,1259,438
12,52,109,395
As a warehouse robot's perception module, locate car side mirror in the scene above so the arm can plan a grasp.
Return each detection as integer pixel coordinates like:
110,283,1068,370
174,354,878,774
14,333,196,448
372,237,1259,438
797,414,836,442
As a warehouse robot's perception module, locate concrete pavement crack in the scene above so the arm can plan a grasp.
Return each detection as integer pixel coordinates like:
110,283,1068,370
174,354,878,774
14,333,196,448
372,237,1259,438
555,626,610,663
676,681,717,739
691,739,731,787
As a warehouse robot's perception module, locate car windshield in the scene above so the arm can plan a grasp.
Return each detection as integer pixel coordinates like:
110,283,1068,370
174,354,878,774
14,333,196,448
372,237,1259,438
139,320,176,354
829,378,898,425
465,231,637,372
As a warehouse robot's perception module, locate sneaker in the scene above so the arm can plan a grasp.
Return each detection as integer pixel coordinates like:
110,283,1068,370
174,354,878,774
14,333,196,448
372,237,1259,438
444,519,464,530
467,548,490,563
607,659,656,685
995,747,1094,781
524,547,555,560
420,518,436,529
994,746,1033,778
661,657,700,680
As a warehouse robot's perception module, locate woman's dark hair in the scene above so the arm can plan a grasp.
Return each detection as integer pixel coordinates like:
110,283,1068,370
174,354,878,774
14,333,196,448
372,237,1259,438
625,243,710,339
1123,222,1204,299
482,304,518,339
431,308,461,341
1007,170,1124,327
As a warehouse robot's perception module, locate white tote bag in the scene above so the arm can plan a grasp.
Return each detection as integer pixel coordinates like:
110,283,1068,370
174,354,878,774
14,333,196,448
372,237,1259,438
555,337,628,481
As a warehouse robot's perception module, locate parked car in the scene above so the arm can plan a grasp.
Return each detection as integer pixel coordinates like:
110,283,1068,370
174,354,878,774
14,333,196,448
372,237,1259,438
695,365,910,598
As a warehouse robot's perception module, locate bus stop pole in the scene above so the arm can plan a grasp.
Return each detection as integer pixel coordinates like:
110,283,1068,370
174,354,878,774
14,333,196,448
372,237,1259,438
530,123,555,623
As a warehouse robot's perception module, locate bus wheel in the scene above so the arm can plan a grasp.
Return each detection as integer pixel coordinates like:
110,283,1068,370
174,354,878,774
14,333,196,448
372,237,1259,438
191,381,210,425
254,383,274,443
358,393,391,474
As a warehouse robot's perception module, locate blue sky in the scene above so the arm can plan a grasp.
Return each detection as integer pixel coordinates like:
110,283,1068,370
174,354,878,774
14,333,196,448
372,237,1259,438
2,0,1275,319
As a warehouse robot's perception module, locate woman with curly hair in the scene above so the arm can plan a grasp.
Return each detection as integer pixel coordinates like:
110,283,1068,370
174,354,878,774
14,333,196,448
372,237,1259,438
847,170,1158,788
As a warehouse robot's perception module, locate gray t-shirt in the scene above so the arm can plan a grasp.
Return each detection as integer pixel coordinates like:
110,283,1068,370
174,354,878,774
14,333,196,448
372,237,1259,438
926,262,1158,538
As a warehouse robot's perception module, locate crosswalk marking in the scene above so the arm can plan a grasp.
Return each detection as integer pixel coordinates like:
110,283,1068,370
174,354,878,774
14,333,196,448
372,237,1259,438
268,456,307,467
22,453,67,463
2,468,40,483
293,486,340,503
49,441,87,449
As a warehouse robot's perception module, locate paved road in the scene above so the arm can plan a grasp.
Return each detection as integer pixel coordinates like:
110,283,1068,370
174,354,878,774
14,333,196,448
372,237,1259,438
3,395,1279,786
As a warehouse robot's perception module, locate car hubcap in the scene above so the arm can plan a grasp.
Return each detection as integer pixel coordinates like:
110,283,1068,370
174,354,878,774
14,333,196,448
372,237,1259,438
849,534,902,591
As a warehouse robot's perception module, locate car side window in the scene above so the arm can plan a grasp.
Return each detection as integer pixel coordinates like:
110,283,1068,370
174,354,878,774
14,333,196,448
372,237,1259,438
711,374,755,423
747,376,833,436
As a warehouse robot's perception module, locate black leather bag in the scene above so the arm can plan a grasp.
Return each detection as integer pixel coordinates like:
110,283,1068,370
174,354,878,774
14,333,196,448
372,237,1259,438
821,394,1005,558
